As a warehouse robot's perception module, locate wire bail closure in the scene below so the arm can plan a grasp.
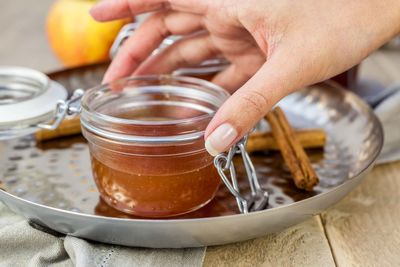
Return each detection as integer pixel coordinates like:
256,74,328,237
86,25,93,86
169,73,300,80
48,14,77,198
214,135,269,214
38,89,84,130
109,23,139,59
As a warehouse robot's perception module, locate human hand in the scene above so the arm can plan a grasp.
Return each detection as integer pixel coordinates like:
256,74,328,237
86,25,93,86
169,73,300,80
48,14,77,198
91,0,400,155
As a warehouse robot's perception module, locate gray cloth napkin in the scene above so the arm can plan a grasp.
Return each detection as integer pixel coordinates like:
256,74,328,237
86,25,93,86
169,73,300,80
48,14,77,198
0,203,205,267
1,82,399,267
357,81,400,164
374,87,400,163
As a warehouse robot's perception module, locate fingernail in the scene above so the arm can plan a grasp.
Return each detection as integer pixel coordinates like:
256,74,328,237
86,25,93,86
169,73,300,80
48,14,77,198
205,123,238,156
89,0,108,15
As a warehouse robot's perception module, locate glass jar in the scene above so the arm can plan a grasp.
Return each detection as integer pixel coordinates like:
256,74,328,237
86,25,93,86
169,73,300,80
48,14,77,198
80,75,230,218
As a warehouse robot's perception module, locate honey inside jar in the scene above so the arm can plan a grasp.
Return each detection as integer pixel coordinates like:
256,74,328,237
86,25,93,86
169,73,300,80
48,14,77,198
80,76,230,218
91,155,219,218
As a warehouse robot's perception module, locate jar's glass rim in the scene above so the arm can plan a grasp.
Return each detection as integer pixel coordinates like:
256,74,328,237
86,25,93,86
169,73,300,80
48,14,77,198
80,75,230,144
81,75,230,126
0,66,50,105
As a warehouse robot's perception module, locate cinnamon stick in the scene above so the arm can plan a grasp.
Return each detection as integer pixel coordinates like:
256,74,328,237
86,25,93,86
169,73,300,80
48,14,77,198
35,116,81,142
247,129,326,152
274,107,319,188
265,107,319,191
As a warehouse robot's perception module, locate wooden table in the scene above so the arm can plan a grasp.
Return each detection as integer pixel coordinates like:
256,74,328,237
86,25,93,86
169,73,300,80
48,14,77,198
204,162,400,266
2,2,400,266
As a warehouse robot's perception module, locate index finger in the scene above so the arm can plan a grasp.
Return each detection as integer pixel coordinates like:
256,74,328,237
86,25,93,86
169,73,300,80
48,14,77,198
102,11,204,83
90,0,209,21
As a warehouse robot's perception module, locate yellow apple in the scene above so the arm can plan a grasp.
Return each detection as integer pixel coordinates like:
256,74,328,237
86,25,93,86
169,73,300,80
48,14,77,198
47,0,131,67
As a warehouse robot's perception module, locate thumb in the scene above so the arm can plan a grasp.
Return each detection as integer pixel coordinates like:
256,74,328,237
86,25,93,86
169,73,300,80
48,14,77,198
204,53,307,156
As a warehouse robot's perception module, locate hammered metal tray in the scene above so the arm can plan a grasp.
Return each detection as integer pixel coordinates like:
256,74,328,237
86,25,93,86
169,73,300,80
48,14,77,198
0,64,383,248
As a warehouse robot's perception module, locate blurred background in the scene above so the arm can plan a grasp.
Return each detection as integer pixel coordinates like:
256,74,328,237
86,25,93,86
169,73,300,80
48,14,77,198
1,0,400,92
1,0,130,73
1,0,60,72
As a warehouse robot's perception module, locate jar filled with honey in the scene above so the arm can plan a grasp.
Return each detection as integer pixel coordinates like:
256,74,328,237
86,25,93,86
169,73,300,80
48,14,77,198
80,76,230,218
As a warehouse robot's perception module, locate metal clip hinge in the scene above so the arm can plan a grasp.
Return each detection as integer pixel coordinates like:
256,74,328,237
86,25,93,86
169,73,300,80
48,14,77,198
38,89,84,130
109,22,139,59
214,135,269,214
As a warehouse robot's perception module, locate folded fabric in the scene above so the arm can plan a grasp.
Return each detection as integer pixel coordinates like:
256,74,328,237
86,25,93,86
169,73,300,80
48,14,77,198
0,203,204,267
357,82,400,164
374,88,400,163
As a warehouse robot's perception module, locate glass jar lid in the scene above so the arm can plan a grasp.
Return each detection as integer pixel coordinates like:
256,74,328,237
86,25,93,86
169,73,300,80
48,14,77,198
80,75,230,144
110,23,230,75
0,66,68,140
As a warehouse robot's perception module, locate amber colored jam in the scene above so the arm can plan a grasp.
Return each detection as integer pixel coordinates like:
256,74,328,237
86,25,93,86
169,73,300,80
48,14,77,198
87,113,220,218
91,155,220,218
189,73,216,82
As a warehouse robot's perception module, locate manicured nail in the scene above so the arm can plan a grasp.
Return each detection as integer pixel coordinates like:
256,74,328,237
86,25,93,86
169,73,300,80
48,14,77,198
89,0,109,15
205,123,238,156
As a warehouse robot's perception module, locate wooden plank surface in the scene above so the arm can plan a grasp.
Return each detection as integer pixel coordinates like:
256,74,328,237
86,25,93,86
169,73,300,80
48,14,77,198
321,162,400,267
203,216,336,267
